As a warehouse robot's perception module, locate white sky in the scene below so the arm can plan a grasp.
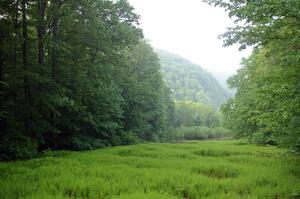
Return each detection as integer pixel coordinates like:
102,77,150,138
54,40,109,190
128,0,252,87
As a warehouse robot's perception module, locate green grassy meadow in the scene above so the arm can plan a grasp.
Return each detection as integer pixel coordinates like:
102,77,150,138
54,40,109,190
0,140,299,199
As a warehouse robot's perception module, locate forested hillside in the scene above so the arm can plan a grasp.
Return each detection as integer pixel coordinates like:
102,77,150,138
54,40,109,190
158,50,231,108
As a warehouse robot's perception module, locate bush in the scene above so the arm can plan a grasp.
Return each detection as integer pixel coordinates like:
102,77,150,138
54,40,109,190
158,128,184,142
249,131,276,146
119,131,140,145
160,126,230,142
62,134,110,151
69,135,93,150
0,133,38,160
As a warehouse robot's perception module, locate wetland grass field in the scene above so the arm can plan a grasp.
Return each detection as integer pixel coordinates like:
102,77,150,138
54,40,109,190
0,140,299,199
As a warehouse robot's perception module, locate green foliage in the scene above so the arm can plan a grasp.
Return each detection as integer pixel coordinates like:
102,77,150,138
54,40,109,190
158,50,231,109
120,42,173,141
0,0,173,159
118,131,140,145
206,0,300,151
160,126,230,142
222,46,300,150
205,0,300,49
0,141,299,198
0,133,38,160
173,101,222,127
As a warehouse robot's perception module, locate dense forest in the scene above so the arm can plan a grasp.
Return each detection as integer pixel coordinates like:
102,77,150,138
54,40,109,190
207,0,300,152
159,50,231,109
1,0,299,160
0,0,226,160
0,0,175,160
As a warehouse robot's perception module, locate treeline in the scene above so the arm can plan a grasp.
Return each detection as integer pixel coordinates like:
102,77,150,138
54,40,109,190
163,101,228,142
207,0,300,152
0,0,174,160
172,101,221,128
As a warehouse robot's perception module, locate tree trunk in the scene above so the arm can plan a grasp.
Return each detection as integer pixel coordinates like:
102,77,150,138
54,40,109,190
22,0,32,136
0,27,3,81
12,0,20,120
36,0,47,109
50,0,61,147
0,47,2,82
51,0,60,81
38,0,46,65
13,0,20,76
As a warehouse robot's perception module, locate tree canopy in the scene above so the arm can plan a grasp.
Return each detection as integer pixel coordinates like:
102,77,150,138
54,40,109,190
206,0,300,151
0,0,173,159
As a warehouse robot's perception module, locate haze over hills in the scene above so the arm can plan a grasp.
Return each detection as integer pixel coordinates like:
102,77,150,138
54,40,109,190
158,50,232,109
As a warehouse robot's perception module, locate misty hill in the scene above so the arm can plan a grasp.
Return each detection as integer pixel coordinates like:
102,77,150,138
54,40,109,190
158,50,231,108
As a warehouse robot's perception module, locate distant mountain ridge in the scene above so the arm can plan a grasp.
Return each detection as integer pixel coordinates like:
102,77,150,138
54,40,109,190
157,50,231,108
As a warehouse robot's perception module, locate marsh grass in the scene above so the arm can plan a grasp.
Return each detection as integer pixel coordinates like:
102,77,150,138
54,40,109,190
0,140,299,199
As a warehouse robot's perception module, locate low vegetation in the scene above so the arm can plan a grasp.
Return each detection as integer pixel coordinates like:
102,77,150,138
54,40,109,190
160,126,230,142
1,140,299,199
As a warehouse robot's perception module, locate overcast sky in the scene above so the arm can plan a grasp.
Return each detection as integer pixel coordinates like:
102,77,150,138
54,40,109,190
128,0,252,87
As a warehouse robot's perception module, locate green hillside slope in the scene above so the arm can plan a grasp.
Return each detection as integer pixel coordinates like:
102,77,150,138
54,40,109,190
158,50,231,108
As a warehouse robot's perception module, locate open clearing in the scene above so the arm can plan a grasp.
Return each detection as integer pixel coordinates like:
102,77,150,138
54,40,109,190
0,140,299,199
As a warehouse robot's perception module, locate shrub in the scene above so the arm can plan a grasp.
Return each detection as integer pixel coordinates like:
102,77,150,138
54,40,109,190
63,134,110,151
161,126,230,141
158,128,184,142
119,131,140,145
0,133,38,160
69,135,93,150
249,131,276,146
